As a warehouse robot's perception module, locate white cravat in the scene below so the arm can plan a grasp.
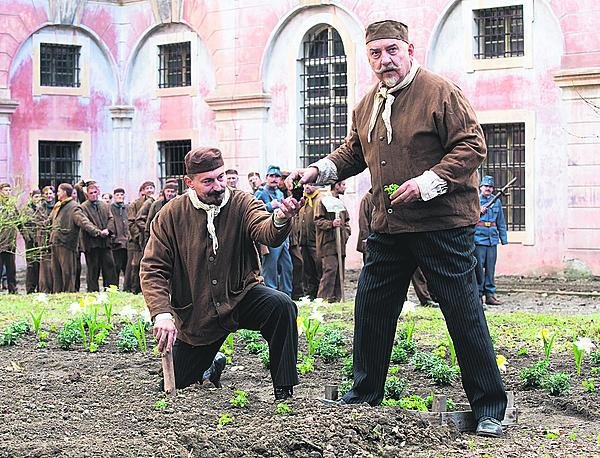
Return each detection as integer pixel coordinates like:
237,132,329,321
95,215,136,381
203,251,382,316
367,60,420,144
187,187,231,255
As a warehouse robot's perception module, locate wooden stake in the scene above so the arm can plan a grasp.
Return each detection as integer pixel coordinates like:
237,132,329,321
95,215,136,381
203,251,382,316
162,350,176,395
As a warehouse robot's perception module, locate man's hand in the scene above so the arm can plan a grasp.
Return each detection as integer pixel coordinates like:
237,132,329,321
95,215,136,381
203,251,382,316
332,218,342,228
480,206,488,215
275,196,303,220
154,317,177,353
285,167,319,190
390,179,421,205
99,228,110,238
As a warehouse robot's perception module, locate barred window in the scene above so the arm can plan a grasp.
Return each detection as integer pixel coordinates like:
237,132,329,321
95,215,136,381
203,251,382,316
479,123,525,231
158,42,191,88
38,141,81,190
299,26,348,167
40,43,81,87
473,5,524,59
158,140,191,192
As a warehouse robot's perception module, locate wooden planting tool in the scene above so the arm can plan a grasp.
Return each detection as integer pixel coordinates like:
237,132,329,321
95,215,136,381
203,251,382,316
162,349,176,395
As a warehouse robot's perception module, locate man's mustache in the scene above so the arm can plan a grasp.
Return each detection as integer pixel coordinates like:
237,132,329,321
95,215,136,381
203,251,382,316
375,64,400,74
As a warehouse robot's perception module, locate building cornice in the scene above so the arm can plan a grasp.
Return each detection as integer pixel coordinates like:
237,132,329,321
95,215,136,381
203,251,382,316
0,99,19,116
553,67,600,88
205,93,272,112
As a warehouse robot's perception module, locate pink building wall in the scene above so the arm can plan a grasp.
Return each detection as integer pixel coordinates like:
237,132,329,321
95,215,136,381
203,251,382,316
0,0,599,275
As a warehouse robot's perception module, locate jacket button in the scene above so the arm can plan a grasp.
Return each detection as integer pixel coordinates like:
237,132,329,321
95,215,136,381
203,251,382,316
209,256,215,262
381,160,386,166
379,136,385,141
212,279,218,285
387,208,393,214
215,302,220,307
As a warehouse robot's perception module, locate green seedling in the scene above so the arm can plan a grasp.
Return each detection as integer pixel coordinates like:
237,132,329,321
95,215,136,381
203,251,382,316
220,333,235,362
291,179,303,200
384,183,400,196
520,360,549,388
276,402,292,415
542,372,571,396
218,413,235,426
230,389,248,408
29,307,45,335
384,376,407,401
582,378,595,393
154,399,168,410
297,355,314,375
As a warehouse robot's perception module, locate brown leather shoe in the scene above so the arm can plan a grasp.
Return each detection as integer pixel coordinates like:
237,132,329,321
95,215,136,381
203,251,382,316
485,296,502,306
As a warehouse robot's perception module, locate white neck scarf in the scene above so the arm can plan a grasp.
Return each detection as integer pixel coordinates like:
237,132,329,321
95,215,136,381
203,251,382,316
187,187,231,255
367,60,420,144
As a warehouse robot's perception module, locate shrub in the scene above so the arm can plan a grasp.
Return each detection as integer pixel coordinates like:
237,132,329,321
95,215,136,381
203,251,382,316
56,320,81,350
0,320,30,346
519,360,549,388
116,326,138,353
384,376,407,401
430,363,460,386
542,372,571,396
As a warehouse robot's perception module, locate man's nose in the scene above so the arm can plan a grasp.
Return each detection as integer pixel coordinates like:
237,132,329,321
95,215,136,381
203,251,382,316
380,51,392,65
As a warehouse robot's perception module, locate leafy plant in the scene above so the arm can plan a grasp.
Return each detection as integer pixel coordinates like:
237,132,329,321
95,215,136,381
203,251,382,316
519,360,549,388
94,328,109,345
218,413,235,426
220,333,235,362
37,330,49,342
590,350,600,367
391,344,409,364
237,329,261,344
430,362,460,386
116,326,138,353
297,354,314,374
56,320,81,350
411,352,445,373
260,349,270,369
230,389,248,408
340,356,353,379
384,183,400,196
572,337,596,376
130,318,148,352
384,376,407,401
582,378,595,393
246,340,268,355
276,402,292,415
154,399,168,411
397,394,428,411
29,307,45,335
0,320,30,346
538,328,556,363
316,326,345,362
103,302,114,328
542,372,571,396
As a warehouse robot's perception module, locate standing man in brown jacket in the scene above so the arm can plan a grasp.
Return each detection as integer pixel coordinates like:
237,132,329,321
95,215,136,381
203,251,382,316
126,181,155,293
110,188,129,290
36,186,55,292
0,183,19,294
50,183,103,293
80,181,117,291
142,181,178,250
315,181,350,302
288,20,507,437
141,147,301,400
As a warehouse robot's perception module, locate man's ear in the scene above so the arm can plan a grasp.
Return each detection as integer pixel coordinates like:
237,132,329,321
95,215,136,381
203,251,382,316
183,176,192,189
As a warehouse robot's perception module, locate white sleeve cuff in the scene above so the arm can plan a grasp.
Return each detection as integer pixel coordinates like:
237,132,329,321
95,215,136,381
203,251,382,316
414,170,448,201
154,312,174,323
308,158,338,186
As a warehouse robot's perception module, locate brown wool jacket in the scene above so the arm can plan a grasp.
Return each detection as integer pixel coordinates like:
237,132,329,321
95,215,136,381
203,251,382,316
80,200,115,251
140,189,292,345
110,202,129,250
128,195,153,251
357,191,374,254
298,191,320,248
314,195,351,258
49,199,102,252
326,67,486,233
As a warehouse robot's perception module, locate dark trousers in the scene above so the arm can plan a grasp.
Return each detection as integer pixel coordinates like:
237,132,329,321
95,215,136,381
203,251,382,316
24,240,39,294
51,245,77,293
126,249,142,294
343,227,507,422
172,285,299,389
112,248,128,290
411,267,432,304
0,251,17,293
290,244,304,299
317,254,345,302
475,244,498,299
84,247,117,292
301,244,321,299
38,256,53,293
75,251,82,292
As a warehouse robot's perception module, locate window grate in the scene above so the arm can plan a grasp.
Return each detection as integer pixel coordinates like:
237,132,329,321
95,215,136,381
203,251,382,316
158,42,191,88
473,5,524,59
299,27,348,167
479,123,525,231
40,43,81,87
38,141,81,190
158,140,191,192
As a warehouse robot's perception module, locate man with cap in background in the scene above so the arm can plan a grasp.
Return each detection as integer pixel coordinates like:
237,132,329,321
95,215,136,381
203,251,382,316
141,147,301,400
476,175,508,307
126,180,155,294
143,181,179,248
254,165,293,297
287,20,507,437
225,169,240,189
110,188,129,290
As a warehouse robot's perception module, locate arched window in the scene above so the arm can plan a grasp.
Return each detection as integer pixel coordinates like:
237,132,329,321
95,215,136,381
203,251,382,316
299,26,347,167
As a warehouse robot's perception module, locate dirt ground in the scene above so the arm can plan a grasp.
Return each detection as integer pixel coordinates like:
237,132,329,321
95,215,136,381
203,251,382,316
1,272,600,457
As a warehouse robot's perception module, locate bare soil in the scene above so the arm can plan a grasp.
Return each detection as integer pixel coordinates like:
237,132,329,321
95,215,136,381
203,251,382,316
1,272,599,457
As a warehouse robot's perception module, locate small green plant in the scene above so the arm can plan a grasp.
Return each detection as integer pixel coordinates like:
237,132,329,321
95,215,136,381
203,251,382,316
338,379,353,396
582,378,595,393
542,372,571,396
56,320,81,350
230,389,248,408
237,329,261,344
340,356,353,379
544,429,560,439
297,354,314,374
0,320,30,346
538,328,556,363
29,307,45,335
276,402,292,415
411,352,445,373
315,327,346,362
384,183,400,196
260,349,270,369
520,360,549,388
103,302,114,328
130,318,148,352
94,328,109,346
384,376,407,401
116,326,138,353
517,347,529,357
220,333,235,362
430,362,460,386
37,330,49,342
397,394,428,411
388,365,400,375
246,340,268,355
591,367,600,376
590,350,600,366
218,413,235,426
298,306,324,358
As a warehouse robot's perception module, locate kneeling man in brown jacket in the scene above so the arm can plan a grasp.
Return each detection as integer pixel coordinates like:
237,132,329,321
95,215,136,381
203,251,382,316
141,147,302,401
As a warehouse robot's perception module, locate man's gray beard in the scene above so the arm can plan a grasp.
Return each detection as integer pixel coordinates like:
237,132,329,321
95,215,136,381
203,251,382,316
382,73,400,87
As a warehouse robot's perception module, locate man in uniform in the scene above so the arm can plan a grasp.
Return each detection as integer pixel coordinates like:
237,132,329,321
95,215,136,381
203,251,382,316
141,147,300,400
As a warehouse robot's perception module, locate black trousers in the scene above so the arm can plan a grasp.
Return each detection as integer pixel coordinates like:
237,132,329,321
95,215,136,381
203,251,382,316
84,247,116,292
0,251,17,293
25,240,40,294
171,284,299,389
112,248,128,290
343,227,507,422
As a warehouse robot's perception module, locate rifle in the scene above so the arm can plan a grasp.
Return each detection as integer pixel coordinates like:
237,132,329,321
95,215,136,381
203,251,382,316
481,176,517,214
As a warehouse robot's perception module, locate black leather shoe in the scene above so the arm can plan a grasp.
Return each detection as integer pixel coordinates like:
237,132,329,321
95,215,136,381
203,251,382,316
274,386,293,401
476,416,504,438
202,352,226,388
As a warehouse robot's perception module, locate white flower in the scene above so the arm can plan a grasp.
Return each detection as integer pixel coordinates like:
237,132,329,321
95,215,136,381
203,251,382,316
295,296,312,308
95,292,109,304
119,305,137,321
496,355,508,372
140,308,151,323
309,306,324,323
35,293,49,304
107,284,119,293
312,298,325,307
82,295,97,307
574,337,596,354
401,300,417,316
68,302,82,315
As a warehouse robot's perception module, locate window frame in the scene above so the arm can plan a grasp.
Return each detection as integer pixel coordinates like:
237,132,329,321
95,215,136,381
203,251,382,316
158,41,192,89
477,110,535,245
37,141,82,191
40,43,82,88
151,31,198,98
463,0,533,72
157,139,191,193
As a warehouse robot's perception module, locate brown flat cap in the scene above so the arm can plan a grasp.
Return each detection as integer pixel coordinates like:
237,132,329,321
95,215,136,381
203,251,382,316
365,20,409,43
185,147,224,175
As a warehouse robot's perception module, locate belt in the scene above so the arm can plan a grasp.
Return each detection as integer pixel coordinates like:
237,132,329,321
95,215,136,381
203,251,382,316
477,221,496,227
